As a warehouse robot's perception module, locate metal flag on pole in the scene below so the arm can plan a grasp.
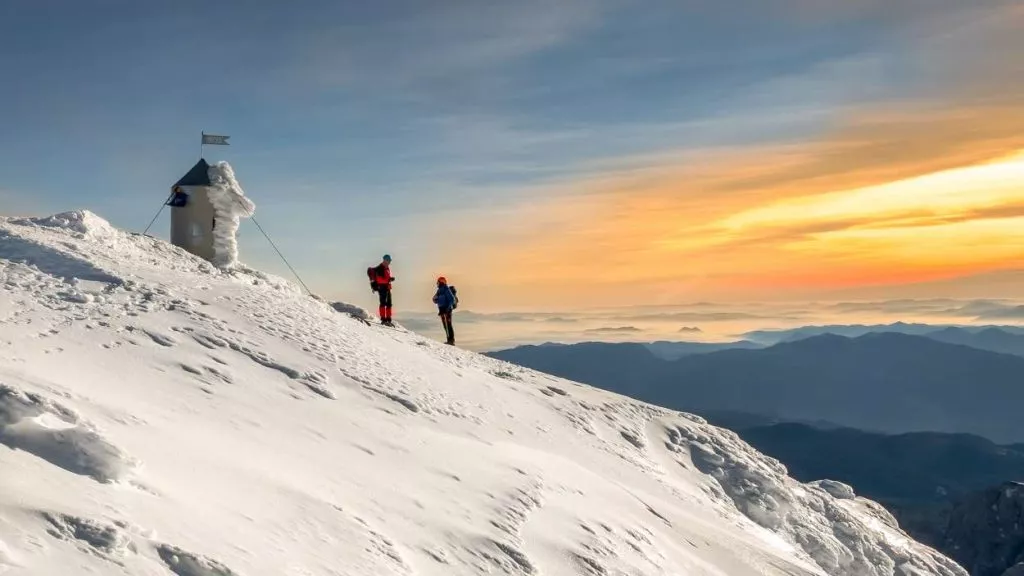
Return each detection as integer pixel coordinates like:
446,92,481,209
201,132,230,146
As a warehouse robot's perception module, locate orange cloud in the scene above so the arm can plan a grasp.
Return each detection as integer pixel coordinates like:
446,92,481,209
446,3,1024,309
459,106,1024,307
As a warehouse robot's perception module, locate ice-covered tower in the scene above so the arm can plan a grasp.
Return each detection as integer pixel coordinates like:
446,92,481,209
168,158,255,268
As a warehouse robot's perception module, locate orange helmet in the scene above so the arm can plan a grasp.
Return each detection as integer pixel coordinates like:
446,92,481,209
437,276,447,284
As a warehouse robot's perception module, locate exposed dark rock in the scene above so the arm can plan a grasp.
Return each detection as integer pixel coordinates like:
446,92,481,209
941,482,1024,576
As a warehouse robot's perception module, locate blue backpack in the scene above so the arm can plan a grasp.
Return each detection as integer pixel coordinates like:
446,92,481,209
450,286,459,309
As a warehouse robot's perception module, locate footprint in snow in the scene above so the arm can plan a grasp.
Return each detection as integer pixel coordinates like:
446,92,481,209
125,326,177,347
424,547,450,564
368,530,409,571
363,385,419,413
43,512,134,561
540,385,568,397
191,332,228,350
573,553,609,576
301,370,335,399
204,366,233,384
179,364,234,385
181,364,203,376
619,430,645,450
485,540,537,575
156,544,239,576
227,341,302,379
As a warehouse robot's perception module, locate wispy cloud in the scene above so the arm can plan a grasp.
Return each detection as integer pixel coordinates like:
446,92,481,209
543,317,580,324
959,301,1024,321
439,2,1024,308
619,311,800,322
827,299,970,315
584,326,643,334
288,0,606,96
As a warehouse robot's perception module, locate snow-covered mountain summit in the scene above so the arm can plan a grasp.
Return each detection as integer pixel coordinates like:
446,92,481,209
0,211,965,576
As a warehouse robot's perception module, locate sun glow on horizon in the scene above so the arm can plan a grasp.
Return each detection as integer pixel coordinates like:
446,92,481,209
701,150,1024,291
716,150,1024,234
466,148,1024,308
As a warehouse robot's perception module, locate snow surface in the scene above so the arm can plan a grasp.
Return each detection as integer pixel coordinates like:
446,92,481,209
205,162,255,269
0,210,966,576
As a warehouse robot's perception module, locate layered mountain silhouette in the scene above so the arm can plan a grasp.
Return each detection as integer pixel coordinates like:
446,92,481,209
489,331,1024,443
489,342,660,390
743,323,1024,351
644,339,763,360
925,326,1024,357
743,321,952,344
729,422,1024,505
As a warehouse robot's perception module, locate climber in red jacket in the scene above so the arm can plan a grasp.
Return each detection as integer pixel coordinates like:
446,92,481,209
367,254,395,325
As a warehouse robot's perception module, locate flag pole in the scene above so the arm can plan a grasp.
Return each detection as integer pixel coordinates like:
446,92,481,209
200,131,205,159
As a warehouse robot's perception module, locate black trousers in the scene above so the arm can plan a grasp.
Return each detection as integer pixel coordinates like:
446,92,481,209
439,307,454,343
377,288,392,320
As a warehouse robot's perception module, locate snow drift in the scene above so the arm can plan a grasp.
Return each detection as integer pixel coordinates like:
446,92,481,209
206,161,255,268
0,210,966,576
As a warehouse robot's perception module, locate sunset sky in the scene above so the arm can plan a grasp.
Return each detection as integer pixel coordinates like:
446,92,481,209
2,0,1023,335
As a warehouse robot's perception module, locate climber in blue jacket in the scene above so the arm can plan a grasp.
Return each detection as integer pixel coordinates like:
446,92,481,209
432,276,458,345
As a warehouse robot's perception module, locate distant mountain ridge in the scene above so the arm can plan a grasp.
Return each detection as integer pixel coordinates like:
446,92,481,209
743,322,1024,347
731,422,1024,504
485,341,660,394
643,339,763,360
742,321,952,344
924,326,1024,357
489,323,1024,363
489,331,1024,442
646,332,1024,442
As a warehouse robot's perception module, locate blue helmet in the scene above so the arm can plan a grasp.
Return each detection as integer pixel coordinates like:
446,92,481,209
383,254,392,262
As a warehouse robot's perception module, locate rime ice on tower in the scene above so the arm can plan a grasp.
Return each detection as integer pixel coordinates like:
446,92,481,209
168,159,255,268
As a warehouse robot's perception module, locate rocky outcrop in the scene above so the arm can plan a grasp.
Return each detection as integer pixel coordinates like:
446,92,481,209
1001,564,1024,576
942,482,1024,576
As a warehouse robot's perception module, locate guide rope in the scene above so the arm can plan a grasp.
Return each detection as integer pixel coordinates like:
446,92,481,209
140,191,314,297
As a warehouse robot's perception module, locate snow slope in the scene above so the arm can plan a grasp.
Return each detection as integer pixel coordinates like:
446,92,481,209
0,211,965,576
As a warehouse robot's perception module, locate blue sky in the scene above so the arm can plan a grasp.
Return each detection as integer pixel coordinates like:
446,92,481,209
2,0,1021,325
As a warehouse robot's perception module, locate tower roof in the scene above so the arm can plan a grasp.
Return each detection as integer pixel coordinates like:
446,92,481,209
174,158,212,187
